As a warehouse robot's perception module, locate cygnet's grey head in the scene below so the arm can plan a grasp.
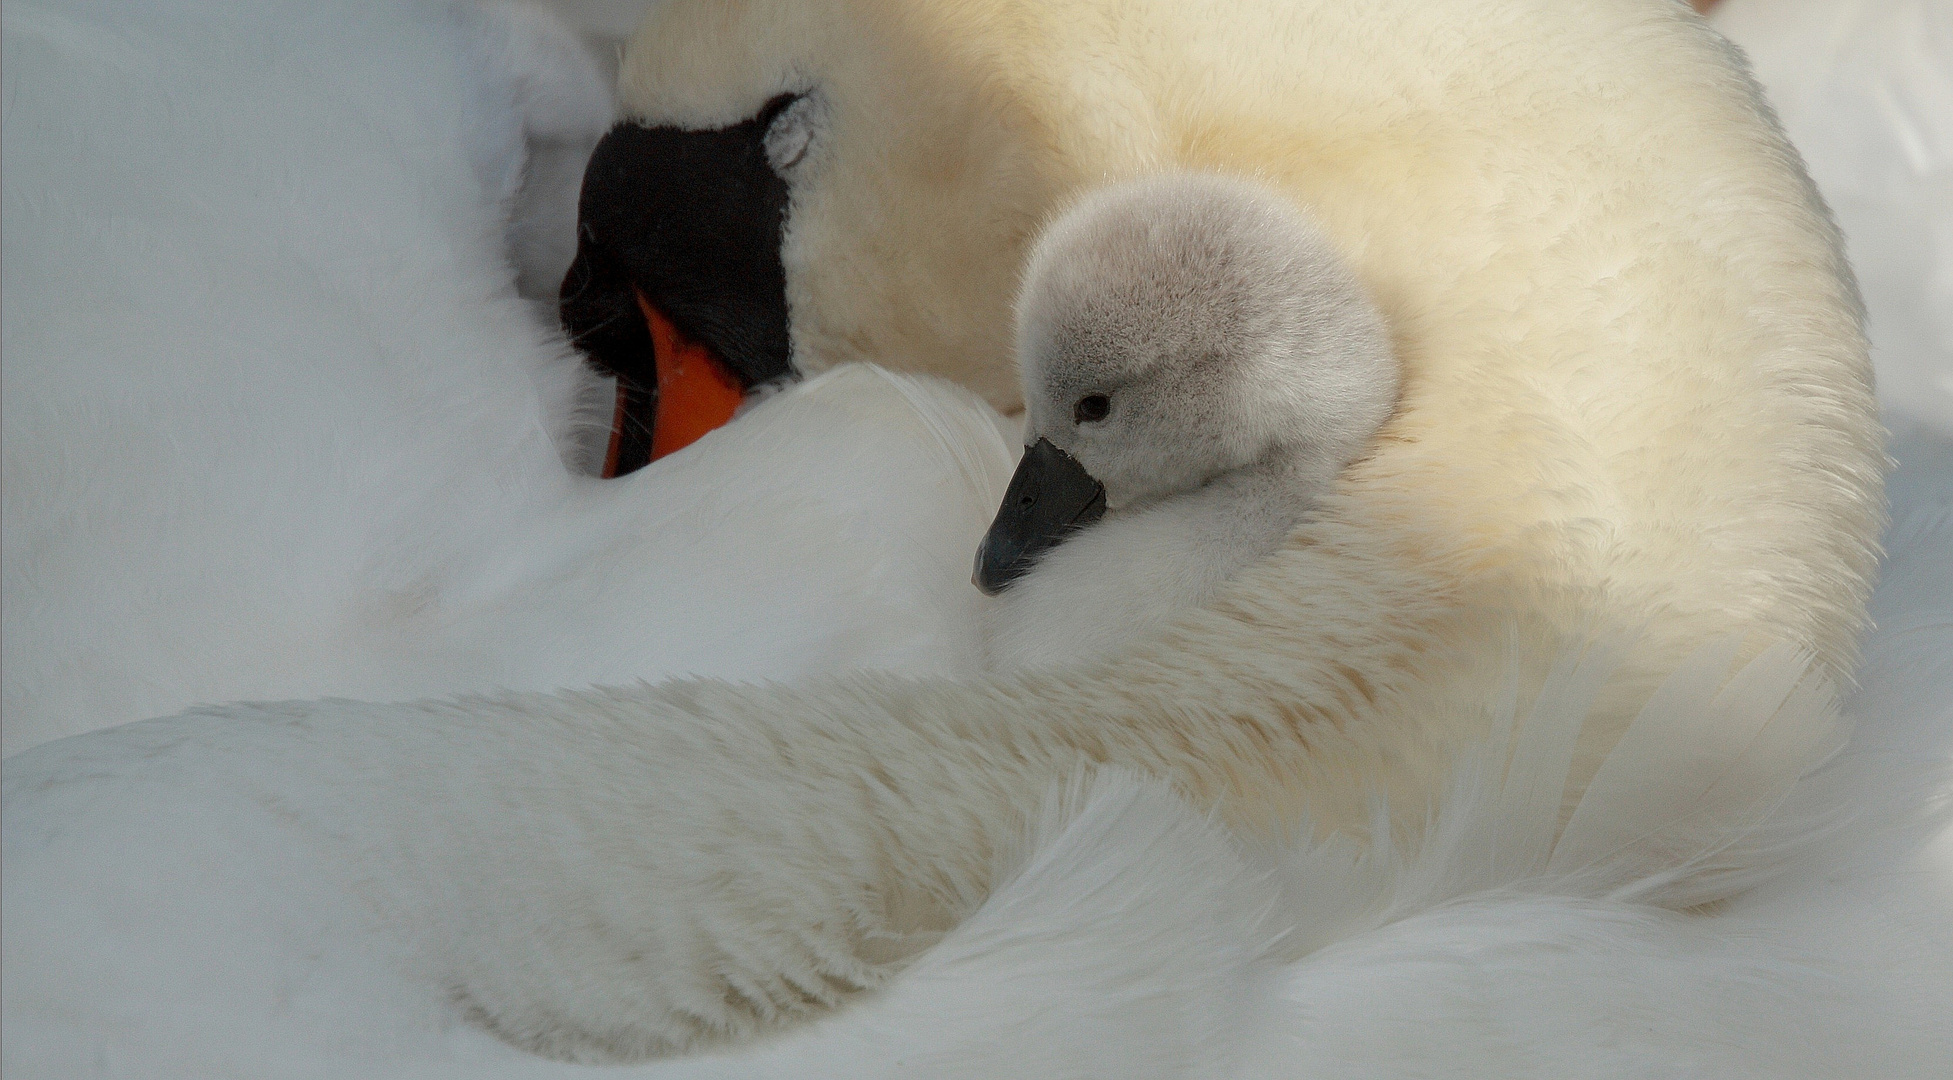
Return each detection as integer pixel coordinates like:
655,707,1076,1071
974,172,1398,594
1020,172,1396,506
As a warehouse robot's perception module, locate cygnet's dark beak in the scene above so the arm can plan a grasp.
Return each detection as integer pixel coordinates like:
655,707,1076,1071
973,438,1108,595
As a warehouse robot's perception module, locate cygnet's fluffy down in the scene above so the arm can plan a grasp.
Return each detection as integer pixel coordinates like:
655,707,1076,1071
981,174,1398,669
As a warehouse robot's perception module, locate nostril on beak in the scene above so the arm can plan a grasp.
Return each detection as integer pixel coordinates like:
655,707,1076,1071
971,438,1108,595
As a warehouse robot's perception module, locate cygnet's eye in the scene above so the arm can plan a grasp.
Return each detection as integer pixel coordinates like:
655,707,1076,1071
1074,394,1111,424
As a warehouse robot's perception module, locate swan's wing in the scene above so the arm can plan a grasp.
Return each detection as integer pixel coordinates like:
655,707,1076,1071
1546,641,1847,906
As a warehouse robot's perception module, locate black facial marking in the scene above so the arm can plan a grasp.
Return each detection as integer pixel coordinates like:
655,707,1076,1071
559,95,801,473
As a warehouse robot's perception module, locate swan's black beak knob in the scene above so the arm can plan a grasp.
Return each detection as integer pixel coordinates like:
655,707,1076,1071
973,438,1107,595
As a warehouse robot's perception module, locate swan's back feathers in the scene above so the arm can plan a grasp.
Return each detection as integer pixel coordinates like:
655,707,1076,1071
630,634,1882,1077
1239,632,1852,938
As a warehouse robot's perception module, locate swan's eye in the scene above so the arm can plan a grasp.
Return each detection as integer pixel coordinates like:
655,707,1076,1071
1074,394,1111,424
762,94,819,174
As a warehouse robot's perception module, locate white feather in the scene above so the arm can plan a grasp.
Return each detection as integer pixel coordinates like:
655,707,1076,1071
4,0,1949,1076
0,0,1013,757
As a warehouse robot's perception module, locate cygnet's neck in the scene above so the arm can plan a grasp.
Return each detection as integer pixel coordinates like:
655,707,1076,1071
981,445,1331,671
1144,445,1330,573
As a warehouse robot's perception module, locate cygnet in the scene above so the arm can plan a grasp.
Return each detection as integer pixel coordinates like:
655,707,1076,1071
975,172,1399,669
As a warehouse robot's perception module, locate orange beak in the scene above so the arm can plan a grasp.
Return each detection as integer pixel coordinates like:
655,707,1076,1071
600,291,748,477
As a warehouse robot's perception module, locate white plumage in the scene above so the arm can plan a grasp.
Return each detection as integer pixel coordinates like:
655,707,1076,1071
0,0,1014,759
8,532,1946,1076
2,0,1948,1075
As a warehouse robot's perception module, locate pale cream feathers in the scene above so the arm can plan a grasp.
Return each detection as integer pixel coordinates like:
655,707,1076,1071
454,0,1891,1055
